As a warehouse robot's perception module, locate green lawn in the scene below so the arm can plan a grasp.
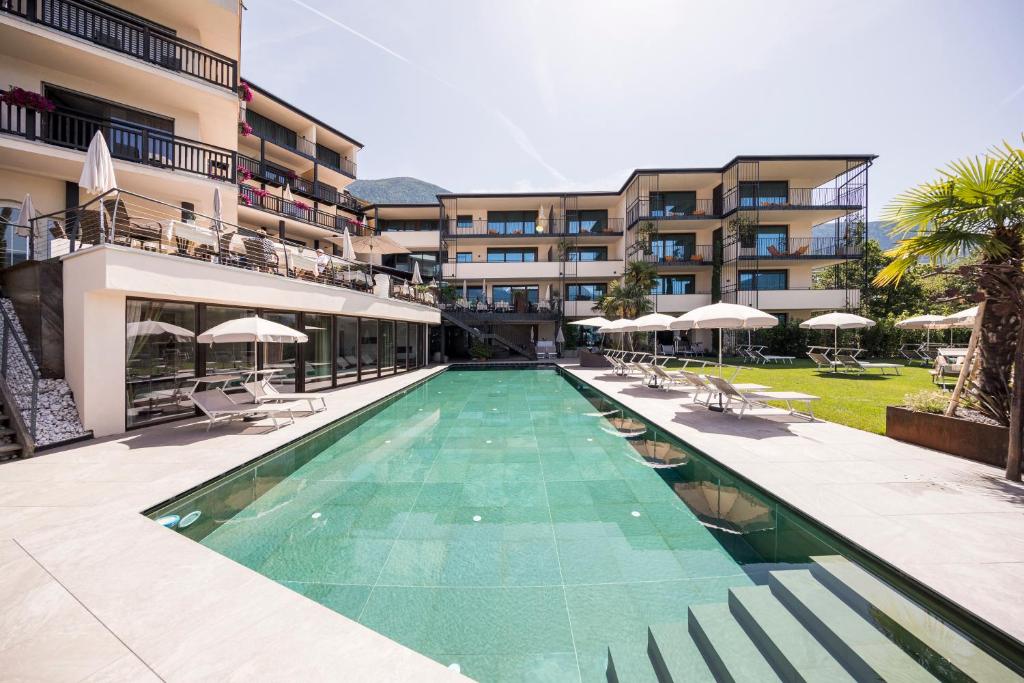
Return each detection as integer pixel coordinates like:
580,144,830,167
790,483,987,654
664,358,936,434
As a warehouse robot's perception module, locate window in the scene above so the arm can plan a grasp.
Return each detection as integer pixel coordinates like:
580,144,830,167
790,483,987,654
456,252,473,263
739,270,788,291
487,248,537,262
125,299,196,428
316,144,341,170
336,316,359,385
566,246,607,262
487,211,536,235
739,181,789,207
567,283,607,301
465,286,484,302
246,110,297,150
379,219,440,232
492,285,539,306
650,235,696,262
380,320,395,375
382,251,439,278
360,318,378,379
754,226,788,256
396,322,409,373
773,313,788,326
652,275,696,295
0,204,29,268
649,191,696,217
304,313,332,390
261,311,299,392
567,210,609,234
456,215,473,228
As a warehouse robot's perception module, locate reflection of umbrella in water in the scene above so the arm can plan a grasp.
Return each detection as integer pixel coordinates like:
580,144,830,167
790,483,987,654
673,480,773,535
601,416,646,438
127,320,195,341
628,438,689,468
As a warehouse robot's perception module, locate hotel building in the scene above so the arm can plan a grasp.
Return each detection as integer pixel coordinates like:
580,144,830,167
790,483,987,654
0,0,871,441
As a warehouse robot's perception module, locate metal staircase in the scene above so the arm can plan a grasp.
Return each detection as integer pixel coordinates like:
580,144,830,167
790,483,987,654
441,307,536,359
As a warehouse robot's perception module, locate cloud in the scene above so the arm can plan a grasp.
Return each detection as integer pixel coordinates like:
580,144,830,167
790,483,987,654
1000,82,1024,107
282,0,567,183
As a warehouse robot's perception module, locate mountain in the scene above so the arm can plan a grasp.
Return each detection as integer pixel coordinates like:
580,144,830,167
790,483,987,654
346,177,450,205
813,220,898,251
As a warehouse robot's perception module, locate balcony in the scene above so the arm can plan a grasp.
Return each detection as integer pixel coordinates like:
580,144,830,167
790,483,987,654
636,245,715,267
442,259,561,280
1,0,237,92
627,198,717,226
736,237,863,260
239,185,371,236
443,217,624,238
1,98,235,181
442,299,560,323
723,185,865,214
237,154,362,213
733,288,861,310
245,111,357,178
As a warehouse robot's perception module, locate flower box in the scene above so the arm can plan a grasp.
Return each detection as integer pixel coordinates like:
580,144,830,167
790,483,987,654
885,406,1011,469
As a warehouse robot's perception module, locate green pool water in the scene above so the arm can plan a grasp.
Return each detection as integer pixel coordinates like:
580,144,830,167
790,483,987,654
149,368,1021,682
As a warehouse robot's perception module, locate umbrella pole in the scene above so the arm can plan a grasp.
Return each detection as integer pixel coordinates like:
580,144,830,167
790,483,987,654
834,327,838,360
718,328,723,377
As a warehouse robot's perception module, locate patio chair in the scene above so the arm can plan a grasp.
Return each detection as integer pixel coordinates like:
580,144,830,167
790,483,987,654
680,370,769,406
898,343,919,362
929,355,962,388
751,347,795,364
660,344,676,357
190,388,296,431
808,351,842,372
243,379,327,413
836,354,902,375
704,375,819,420
242,237,280,274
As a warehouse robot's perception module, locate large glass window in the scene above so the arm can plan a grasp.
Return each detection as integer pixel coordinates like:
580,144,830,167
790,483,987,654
464,286,485,303
739,270,788,291
456,215,473,228
409,324,420,368
396,322,409,373
652,275,696,295
487,211,537,235
566,247,608,262
487,248,537,263
125,299,196,428
336,316,359,385
754,226,789,256
650,235,696,262
566,210,609,234
261,311,298,392
649,191,696,217
382,251,439,278
739,181,789,207
360,319,379,379
566,283,607,301
203,306,256,388
456,252,473,263
492,285,539,306
0,204,29,268
303,314,332,390
379,219,440,232
380,320,395,375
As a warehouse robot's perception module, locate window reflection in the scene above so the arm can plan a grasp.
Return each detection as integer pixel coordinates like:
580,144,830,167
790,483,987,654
304,314,332,390
203,305,256,391
261,311,298,391
125,299,196,427
336,316,359,385
360,319,378,380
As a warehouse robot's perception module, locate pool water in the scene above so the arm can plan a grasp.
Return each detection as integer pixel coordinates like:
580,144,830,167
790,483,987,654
150,368,1020,682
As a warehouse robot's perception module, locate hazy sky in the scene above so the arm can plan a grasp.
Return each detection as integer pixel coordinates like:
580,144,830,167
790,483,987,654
242,0,1024,218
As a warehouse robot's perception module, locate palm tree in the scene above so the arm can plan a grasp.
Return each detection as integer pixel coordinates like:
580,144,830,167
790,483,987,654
596,261,657,349
875,139,1024,480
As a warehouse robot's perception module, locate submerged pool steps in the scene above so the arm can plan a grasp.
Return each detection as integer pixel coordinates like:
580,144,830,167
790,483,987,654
606,555,1019,683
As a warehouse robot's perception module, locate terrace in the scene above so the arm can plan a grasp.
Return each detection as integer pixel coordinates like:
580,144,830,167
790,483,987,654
442,217,624,238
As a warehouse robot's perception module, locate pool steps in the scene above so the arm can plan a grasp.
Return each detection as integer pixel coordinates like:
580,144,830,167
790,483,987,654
606,555,1021,682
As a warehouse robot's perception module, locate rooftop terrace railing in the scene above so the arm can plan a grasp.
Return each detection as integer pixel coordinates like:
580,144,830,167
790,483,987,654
239,185,371,237
1,0,237,91
635,245,716,266
237,154,363,213
627,198,718,226
722,185,866,214
1,96,236,181
30,189,437,307
443,217,624,237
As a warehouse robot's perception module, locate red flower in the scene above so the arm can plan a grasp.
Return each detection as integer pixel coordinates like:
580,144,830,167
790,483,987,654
238,81,254,103
1,88,56,112
239,121,253,137
293,200,310,211
237,167,253,182
252,188,269,200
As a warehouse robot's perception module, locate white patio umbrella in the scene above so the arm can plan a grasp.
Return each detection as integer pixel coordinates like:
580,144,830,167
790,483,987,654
598,317,638,351
212,187,223,230
569,317,612,327
126,320,195,341
282,184,295,203
79,131,117,195
15,194,35,238
341,226,356,261
411,260,423,284
555,327,565,343
462,280,468,302
198,316,308,344
537,205,548,234
896,314,949,351
799,312,875,358
632,312,677,362
671,303,777,374
944,305,979,327
351,233,410,256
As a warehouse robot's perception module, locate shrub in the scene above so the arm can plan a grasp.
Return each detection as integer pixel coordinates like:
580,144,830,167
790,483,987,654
470,341,492,360
903,390,948,414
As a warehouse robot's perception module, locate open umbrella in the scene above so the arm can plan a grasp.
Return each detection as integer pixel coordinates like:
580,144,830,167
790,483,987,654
896,314,949,353
569,317,612,328
598,318,637,351
411,260,423,284
79,131,117,195
198,316,308,344
351,233,410,256
15,194,35,238
799,312,875,359
671,303,777,375
944,306,979,327
632,313,677,363
126,320,195,341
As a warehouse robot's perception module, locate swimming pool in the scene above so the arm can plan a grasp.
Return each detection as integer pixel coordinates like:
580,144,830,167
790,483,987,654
149,368,1023,682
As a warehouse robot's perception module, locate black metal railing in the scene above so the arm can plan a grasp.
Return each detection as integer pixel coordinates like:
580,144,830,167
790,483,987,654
443,217,624,237
1,0,237,91
0,303,39,442
627,198,717,226
736,236,864,259
319,153,357,178
723,185,866,213
442,298,561,320
239,185,371,236
237,154,363,212
1,97,236,181
637,245,715,265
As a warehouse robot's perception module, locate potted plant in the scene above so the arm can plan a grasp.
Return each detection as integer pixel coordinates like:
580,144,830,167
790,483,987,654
239,121,253,137
1,87,56,112
470,341,493,361
238,81,254,103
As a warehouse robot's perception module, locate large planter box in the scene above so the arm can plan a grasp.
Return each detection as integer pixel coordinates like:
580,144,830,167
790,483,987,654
886,406,1010,469
578,350,611,368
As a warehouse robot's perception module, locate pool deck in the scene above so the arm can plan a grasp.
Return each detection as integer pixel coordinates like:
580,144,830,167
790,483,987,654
560,363,1024,648
0,366,465,683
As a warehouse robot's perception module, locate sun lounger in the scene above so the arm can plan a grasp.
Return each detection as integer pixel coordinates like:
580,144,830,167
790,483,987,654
680,370,769,406
705,375,819,420
751,347,795,364
836,354,902,375
244,379,327,413
191,388,296,431
808,351,843,372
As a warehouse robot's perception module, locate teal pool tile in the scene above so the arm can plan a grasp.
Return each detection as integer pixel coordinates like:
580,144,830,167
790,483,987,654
610,535,686,582
594,503,659,538
440,539,503,586
396,510,454,541
260,536,394,584
378,539,448,586
282,581,372,619
556,537,626,585
424,461,470,483
538,459,583,482
586,479,638,504
563,583,646,646
358,586,441,652
412,483,463,511
368,482,421,509
202,529,282,570
502,539,561,586
348,505,409,539
674,546,748,580
499,506,554,541
545,481,595,506
459,481,547,509
625,475,678,503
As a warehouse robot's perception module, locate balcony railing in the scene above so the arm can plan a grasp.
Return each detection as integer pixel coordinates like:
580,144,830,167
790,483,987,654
627,198,717,226
245,112,356,177
1,0,237,91
30,189,437,306
237,154,362,213
443,217,624,237
723,186,866,214
636,245,715,266
239,185,371,236
441,298,561,321
1,98,235,181
736,237,864,260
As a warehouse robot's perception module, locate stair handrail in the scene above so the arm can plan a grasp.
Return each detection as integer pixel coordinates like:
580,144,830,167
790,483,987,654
0,303,39,447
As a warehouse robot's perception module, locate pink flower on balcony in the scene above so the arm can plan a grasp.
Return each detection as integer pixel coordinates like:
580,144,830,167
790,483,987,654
238,81,254,103
239,121,253,137
237,167,253,182
293,200,310,211
1,87,56,112
252,188,270,200
239,192,252,206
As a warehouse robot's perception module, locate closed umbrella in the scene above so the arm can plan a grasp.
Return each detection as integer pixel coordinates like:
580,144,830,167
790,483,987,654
411,260,423,284
537,205,547,234
896,314,949,353
283,184,295,203
800,312,875,359
341,227,356,261
79,131,117,195
213,187,223,231
555,327,565,344
671,303,777,375
15,194,34,238
462,280,468,303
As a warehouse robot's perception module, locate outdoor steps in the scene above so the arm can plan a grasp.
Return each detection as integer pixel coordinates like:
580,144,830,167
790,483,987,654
606,644,659,683
810,555,1024,683
769,569,938,682
688,603,782,682
647,624,714,683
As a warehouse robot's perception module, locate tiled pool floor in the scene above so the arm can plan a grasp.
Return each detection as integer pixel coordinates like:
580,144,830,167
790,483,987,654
198,370,758,681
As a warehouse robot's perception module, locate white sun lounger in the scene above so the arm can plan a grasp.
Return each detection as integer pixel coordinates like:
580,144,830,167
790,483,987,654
191,389,296,431
705,375,819,420
244,379,327,413
752,347,795,364
836,354,902,375
680,371,769,406
808,351,843,372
